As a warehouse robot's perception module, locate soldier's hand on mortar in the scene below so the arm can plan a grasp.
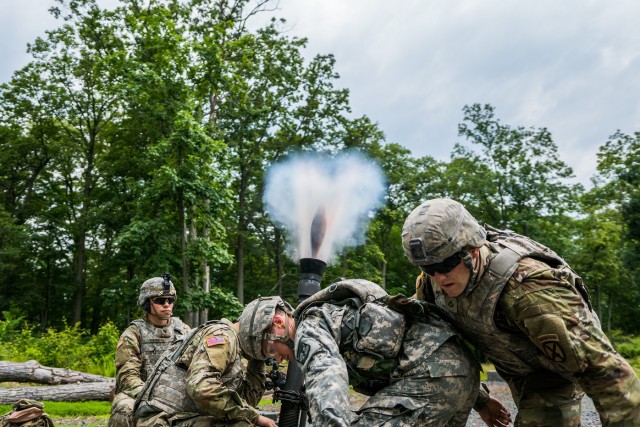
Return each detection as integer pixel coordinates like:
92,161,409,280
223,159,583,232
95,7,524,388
478,396,512,427
256,414,278,427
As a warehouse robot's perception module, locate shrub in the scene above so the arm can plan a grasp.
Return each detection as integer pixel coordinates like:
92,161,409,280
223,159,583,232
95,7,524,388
0,401,111,417
610,330,640,359
0,316,118,377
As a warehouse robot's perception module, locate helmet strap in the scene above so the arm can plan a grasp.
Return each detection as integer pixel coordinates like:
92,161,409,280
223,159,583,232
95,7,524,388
462,249,479,295
283,313,295,350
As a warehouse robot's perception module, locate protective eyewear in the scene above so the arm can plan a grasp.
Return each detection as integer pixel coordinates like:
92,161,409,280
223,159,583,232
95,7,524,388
420,252,464,276
152,297,175,305
262,339,279,358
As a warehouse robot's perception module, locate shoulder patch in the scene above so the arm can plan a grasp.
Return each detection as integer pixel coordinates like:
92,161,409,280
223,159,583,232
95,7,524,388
206,336,226,347
296,342,311,364
539,334,566,363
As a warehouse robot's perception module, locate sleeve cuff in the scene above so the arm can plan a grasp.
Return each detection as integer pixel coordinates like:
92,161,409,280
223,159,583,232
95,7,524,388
473,382,490,410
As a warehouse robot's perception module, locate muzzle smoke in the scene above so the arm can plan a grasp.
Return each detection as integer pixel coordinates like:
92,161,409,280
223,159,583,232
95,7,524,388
263,151,386,263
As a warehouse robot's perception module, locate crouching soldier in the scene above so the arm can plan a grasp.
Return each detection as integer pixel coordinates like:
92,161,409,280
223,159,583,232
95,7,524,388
239,280,512,426
133,303,283,427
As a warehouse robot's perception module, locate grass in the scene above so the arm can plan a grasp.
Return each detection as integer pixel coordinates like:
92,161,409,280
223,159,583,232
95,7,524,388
0,401,111,417
480,363,494,381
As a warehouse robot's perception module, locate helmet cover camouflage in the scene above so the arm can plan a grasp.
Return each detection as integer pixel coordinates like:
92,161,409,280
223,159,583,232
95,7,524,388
402,198,486,265
237,296,293,361
138,276,177,307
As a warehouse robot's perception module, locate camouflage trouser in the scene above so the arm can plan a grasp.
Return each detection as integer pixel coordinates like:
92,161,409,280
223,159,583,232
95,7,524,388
352,339,479,427
109,392,135,427
135,412,254,427
507,372,583,427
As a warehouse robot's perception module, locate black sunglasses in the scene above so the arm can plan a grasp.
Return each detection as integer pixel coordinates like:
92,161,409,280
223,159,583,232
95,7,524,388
420,252,464,276
152,297,175,305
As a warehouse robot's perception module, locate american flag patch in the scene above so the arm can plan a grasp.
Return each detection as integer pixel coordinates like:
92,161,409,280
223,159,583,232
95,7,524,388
206,336,225,347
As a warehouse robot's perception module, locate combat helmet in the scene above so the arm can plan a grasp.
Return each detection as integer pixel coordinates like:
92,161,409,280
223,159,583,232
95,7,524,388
402,198,486,266
237,296,293,361
138,273,177,308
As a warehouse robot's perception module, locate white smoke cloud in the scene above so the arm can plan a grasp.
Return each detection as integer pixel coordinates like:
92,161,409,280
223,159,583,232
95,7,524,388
263,151,386,263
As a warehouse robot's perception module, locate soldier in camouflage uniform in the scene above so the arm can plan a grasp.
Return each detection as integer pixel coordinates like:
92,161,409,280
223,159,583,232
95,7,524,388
133,299,284,427
240,280,512,427
402,198,640,426
109,275,190,427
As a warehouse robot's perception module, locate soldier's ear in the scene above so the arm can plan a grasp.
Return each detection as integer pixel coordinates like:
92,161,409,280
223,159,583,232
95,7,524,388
273,312,285,328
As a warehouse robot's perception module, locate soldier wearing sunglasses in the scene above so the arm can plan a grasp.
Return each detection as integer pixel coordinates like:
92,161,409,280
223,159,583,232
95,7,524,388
109,274,190,427
402,198,640,426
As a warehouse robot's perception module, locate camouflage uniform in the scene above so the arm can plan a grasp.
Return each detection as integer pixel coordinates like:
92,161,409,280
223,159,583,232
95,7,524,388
404,198,640,427
294,279,480,426
110,317,190,427
135,319,266,427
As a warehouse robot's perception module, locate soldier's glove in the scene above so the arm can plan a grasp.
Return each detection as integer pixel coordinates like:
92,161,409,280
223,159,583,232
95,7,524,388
383,294,429,320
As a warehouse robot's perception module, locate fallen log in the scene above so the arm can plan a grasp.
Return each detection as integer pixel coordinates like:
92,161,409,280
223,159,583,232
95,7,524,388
0,360,111,384
0,381,115,404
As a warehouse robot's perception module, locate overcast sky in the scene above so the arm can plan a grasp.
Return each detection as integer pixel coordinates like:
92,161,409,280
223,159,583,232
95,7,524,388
3,1,640,187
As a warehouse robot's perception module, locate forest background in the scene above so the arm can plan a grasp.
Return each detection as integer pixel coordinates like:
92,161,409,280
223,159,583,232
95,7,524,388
1,0,640,375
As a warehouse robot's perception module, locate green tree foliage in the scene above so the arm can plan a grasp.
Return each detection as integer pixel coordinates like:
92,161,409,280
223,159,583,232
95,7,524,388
588,130,640,331
0,0,129,328
1,0,639,339
210,26,354,303
0,0,368,327
0,0,237,330
454,103,583,254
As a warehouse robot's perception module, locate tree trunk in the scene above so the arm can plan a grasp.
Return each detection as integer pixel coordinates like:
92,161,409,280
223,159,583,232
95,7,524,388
201,240,210,323
73,235,86,325
0,360,111,384
237,232,245,304
380,229,390,289
179,194,193,326
0,360,114,404
0,382,114,404
341,251,347,278
607,293,613,332
73,135,96,326
236,165,248,304
197,217,210,324
381,261,387,289
595,284,602,322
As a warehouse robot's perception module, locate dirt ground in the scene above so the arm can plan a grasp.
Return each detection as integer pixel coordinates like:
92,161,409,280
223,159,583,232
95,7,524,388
50,380,601,426
260,380,601,426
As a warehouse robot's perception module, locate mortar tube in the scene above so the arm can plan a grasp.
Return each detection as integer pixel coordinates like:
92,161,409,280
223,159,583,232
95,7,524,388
278,258,326,427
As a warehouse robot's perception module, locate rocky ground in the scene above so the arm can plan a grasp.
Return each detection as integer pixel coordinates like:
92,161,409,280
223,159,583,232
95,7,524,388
465,381,600,426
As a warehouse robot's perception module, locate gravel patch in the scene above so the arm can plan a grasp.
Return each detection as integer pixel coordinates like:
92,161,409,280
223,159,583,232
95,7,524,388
465,381,600,426
262,380,601,426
